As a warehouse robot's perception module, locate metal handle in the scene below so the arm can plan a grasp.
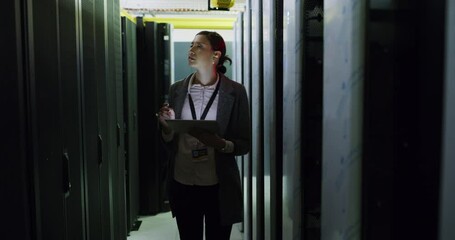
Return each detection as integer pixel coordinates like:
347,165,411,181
117,123,121,147
98,134,103,166
133,111,137,131
63,151,71,198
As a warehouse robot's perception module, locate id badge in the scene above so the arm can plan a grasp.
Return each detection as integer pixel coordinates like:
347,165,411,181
192,147,209,162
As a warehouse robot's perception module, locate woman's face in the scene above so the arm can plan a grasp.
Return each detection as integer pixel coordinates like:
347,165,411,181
188,34,214,69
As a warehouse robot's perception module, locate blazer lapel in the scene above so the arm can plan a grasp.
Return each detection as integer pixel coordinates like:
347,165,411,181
173,74,192,119
217,74,235,136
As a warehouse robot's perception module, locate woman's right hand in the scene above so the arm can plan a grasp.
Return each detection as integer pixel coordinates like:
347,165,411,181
157,103,175,134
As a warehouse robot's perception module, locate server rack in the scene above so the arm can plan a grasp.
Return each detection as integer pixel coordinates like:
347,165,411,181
80,0,114,238
111,3,128,240
137,18,171,215
122,16,140,232
29,0,85,239
5,0,128,239
155,22,172,212
58,0,86,238
363,1,447,239
301,1,323,239
2,1,33,239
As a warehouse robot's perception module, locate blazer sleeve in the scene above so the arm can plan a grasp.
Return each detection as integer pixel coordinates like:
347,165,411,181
160,83,177,146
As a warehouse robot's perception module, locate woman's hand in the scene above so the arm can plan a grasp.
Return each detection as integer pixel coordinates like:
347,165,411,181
157,103,175,134
188,128,226,150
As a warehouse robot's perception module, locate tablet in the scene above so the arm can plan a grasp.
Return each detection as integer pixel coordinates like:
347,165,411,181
165,119,219,133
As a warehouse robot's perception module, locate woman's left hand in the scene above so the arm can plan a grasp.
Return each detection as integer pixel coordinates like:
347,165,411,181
188,128,225,150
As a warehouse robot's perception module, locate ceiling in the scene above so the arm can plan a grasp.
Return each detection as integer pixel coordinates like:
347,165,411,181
121,0,246,17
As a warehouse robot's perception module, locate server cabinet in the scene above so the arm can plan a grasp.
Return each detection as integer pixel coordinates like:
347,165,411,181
153,23,171,213
112,5,128,240
80,0,114,238
122,16,140,232
81,0,127,239
137,19,160,215
8,0,125,239
301,1,323,239
363,1,446,239
27,0,86,239
58,0,86,239
2,1,33,239
78,0,125,238
95,0,119,238
137,19,171,215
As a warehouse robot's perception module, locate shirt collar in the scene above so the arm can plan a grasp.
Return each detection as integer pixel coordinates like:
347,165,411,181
188,73,220,93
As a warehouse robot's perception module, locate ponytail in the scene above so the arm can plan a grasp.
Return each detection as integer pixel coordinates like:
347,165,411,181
217,55,232,74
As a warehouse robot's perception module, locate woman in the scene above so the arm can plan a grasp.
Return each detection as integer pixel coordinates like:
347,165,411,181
157,31,251,240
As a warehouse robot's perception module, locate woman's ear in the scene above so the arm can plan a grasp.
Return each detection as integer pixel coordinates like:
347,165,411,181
213,51,222,59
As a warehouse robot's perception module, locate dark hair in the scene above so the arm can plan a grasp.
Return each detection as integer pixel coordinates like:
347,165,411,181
196,31,232,74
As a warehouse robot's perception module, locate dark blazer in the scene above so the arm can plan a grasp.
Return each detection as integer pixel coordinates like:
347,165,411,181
165,73,251,225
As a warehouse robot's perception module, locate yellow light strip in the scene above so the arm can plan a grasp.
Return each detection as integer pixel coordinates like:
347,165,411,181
121,9,137,24
143,17,236,30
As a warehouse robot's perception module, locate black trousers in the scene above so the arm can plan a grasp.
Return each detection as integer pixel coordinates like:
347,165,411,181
171,180,232,240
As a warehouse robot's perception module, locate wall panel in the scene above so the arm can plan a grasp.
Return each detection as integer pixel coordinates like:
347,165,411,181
233,13,245,236
440,0,455,239
282,0,303,239
322,1,365,240
242,1,253,239
262,0,275,239
251,0,264,239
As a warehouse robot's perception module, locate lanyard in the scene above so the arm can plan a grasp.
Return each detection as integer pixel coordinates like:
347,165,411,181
188,79,221,120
